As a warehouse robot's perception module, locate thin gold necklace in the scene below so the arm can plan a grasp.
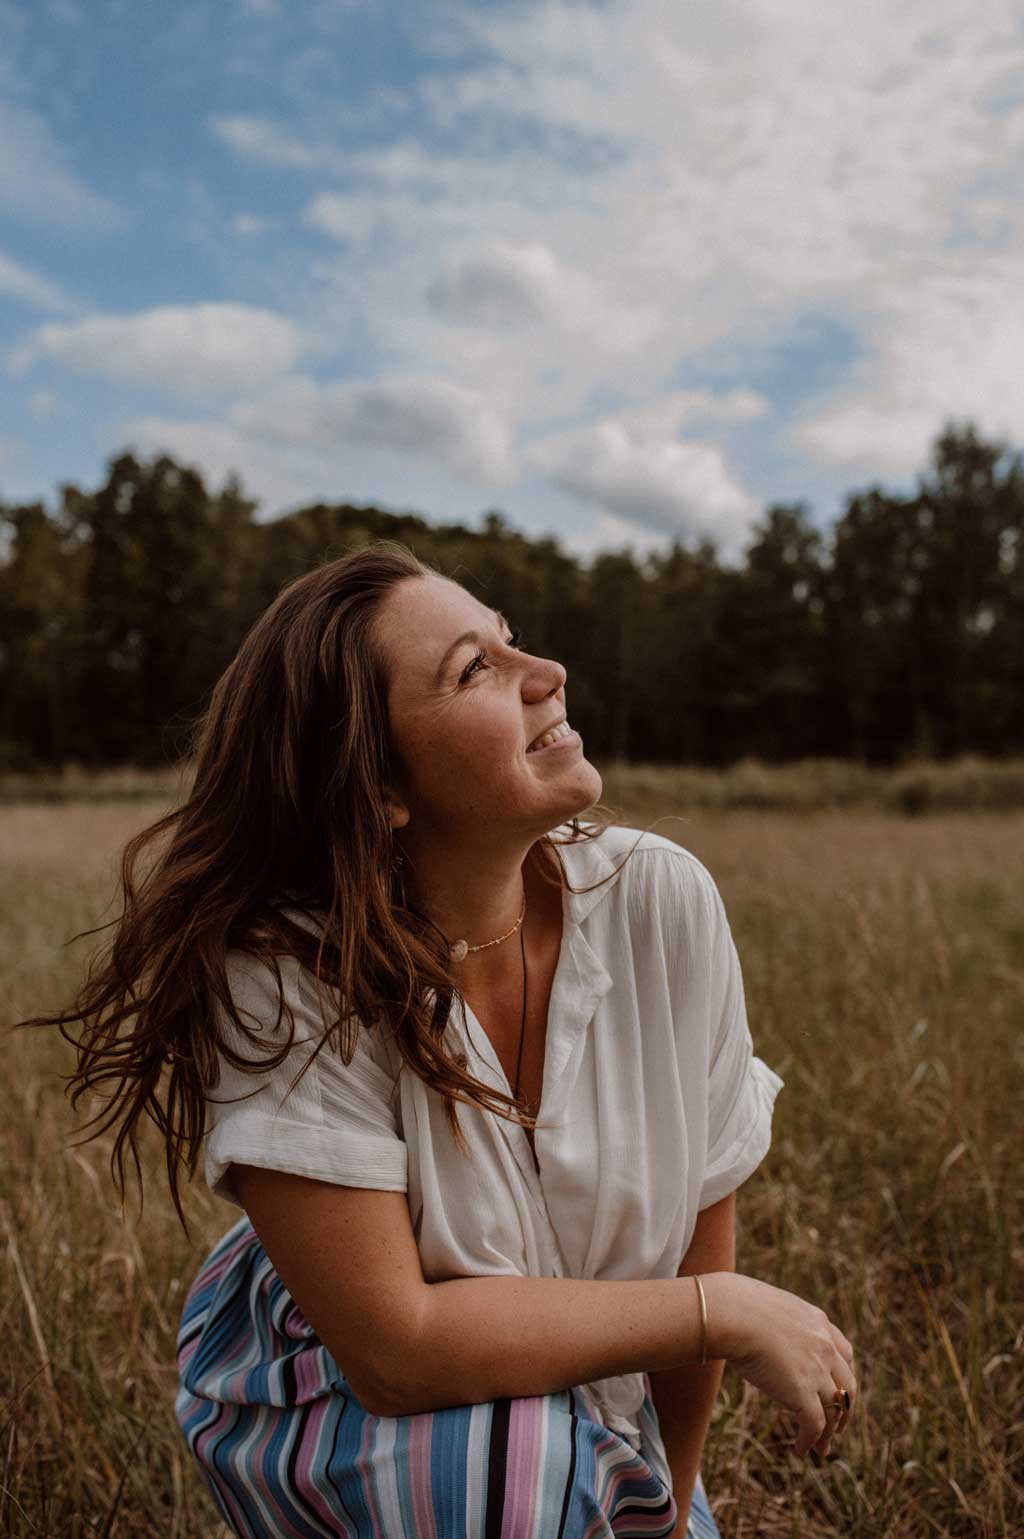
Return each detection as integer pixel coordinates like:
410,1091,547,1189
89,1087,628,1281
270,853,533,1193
449,891,529,1103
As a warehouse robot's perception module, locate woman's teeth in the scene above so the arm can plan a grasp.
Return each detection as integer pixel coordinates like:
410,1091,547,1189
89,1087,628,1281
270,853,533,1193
527,720,572,752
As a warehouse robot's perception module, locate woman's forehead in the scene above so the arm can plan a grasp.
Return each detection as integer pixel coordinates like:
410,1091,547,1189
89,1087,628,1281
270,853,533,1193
387,577,502,651
378,577,497,695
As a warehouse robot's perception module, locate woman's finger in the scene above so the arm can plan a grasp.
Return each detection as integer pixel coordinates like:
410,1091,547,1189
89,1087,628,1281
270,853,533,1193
816,1363,857,1453
830,1322,856,1366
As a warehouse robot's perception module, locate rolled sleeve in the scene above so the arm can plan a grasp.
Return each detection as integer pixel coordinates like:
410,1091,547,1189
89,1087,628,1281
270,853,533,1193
699,1050,785,1210
203,950,408,1208
205,1115,409,1207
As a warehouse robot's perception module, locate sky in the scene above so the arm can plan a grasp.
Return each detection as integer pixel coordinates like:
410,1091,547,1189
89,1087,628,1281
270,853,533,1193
2,0,1023,568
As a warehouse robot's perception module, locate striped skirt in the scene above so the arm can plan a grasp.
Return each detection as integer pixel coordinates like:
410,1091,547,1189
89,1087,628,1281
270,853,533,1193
175,1216,722,1539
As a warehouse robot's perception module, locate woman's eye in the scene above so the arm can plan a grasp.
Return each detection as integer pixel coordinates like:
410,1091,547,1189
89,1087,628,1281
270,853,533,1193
459,627,524,683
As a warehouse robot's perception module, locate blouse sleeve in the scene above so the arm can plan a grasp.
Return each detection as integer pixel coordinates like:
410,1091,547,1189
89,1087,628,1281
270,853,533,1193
693,859,785,1212
202,949,408,1208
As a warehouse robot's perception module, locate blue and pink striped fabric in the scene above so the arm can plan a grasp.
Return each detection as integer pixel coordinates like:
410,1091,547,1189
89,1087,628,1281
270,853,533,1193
175,1216,723,1539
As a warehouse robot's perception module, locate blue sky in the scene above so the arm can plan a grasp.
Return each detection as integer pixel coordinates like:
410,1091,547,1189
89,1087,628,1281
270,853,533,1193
2,0,1023,567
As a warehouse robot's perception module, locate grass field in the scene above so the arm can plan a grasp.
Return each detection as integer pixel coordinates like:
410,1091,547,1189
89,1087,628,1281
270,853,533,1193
1,759,1021,1537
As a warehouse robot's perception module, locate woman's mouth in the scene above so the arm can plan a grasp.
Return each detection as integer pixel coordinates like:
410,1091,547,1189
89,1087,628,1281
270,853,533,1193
526,721,582,756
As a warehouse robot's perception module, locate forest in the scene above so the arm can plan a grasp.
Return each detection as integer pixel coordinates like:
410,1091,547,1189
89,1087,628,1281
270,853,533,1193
1,420,1021,770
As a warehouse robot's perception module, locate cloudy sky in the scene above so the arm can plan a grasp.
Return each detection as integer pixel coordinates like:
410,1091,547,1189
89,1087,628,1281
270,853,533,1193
2,0,1023,566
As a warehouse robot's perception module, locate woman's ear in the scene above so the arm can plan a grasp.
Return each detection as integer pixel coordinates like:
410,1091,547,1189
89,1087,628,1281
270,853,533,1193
384,795,410,832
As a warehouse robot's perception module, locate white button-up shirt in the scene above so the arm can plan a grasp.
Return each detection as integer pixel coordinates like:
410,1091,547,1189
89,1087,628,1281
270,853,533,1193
204,821,785,1461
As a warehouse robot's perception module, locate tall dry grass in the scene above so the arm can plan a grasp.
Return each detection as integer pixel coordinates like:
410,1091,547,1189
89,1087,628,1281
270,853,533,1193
5,751,1024,813
1,762,1021,1537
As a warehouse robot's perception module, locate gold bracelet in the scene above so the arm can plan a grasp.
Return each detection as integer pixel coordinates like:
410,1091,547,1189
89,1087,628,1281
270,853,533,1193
693,1274,708,1365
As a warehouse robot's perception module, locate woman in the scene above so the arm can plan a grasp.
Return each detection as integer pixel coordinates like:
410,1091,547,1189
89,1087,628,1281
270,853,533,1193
22,540,856,1538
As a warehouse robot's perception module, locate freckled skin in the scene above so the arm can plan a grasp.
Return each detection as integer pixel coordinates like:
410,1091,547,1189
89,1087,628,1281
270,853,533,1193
371,573,603,988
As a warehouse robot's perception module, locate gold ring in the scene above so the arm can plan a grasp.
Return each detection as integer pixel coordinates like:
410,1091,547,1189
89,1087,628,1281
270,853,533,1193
829,1387,851,1433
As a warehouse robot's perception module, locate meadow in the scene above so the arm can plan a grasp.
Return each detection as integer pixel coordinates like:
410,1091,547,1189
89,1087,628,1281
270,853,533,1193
1,756,1021,1537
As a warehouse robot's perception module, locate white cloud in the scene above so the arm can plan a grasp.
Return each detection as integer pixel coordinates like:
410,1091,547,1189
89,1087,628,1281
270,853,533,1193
211,114,329,170
29,388,58,419
527,413,758,553
119,409,509,520
120,417,316,515
615,389,771,441
305,192,380,245
555,507,688,568
797,254,1024,475
0,250,72,312
120,371,516,514
292,0,1024,496
425,241,566,328
16,0,1024,543
230,213,270,237
0,96,116,225
15,303,303,396
521,388,766,552
230,374,515,486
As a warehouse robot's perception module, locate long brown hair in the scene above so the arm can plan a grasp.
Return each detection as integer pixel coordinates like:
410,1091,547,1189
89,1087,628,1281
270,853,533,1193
10,539,651,1238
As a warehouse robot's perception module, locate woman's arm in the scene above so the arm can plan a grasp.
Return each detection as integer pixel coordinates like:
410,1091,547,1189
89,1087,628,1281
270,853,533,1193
649,1190,737,1535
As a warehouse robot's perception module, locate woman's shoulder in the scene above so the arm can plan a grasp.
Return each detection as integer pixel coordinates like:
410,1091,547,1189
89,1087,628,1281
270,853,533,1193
579,820,717,897
548,820,720,943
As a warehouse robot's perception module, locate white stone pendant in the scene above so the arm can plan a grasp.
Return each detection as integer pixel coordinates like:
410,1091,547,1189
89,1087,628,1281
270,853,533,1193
450,938,469,962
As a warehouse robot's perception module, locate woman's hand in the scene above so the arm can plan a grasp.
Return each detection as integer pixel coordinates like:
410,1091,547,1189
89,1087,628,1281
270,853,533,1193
702,1272,858,1458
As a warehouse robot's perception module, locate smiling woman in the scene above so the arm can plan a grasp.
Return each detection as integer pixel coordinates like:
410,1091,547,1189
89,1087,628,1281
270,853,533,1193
9,537,835,1539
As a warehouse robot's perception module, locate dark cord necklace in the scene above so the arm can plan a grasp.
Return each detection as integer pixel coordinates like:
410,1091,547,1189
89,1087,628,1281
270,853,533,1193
512,912,527,1105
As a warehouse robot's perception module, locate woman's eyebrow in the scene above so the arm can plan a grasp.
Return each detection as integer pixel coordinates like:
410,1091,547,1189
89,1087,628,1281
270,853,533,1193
434,610,510,683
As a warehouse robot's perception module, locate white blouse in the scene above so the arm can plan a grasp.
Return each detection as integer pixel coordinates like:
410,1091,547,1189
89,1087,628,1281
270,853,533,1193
202,821,785,1462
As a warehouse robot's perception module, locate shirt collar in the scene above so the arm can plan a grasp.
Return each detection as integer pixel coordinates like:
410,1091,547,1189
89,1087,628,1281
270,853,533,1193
546,820,628,927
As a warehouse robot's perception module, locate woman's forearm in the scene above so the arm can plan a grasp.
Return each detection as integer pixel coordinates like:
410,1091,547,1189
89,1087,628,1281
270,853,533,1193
657,1191,738,1531
397,1270,734,1415
649,1357,725,1533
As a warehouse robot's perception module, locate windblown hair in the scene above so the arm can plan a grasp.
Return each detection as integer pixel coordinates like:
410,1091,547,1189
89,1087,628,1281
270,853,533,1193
11,539,654,1237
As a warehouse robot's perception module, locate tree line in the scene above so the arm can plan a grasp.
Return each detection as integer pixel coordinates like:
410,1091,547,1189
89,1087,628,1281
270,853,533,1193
1,421,1021,770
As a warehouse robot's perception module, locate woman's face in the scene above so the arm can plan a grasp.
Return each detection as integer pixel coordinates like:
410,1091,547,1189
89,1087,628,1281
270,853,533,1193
374,574,602,842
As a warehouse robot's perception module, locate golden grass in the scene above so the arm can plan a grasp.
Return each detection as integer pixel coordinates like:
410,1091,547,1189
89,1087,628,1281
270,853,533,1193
5,751,1024,812
1,767,1021,1536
